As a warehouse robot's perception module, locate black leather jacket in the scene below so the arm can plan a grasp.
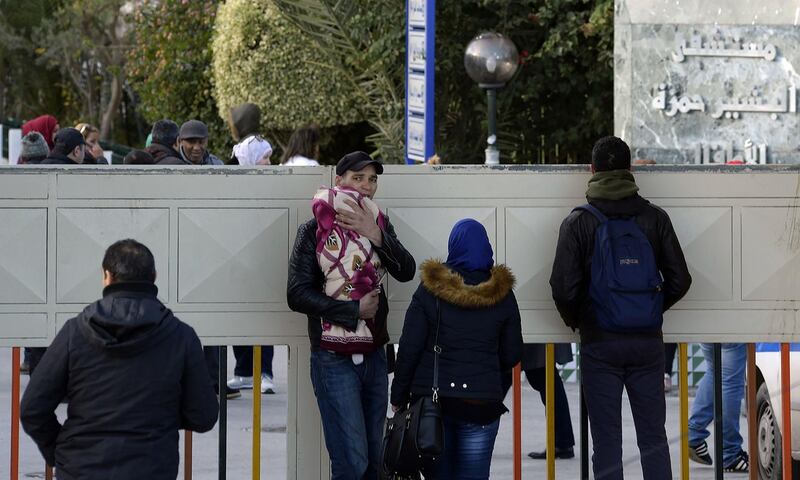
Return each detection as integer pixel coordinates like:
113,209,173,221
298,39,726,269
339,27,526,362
287,218,416,350
549,193,692,343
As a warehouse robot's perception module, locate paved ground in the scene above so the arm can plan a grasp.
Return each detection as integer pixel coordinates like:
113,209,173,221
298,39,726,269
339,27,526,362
0,346,747,479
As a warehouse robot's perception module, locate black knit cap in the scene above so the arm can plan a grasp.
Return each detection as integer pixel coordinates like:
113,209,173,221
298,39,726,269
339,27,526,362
335,151,384,176
53,127,86,153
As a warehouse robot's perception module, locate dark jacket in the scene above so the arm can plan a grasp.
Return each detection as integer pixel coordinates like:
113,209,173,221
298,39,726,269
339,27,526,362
20,283,218,480
287,218,416,350
549,193,692,344
40,153,77,165
147,143,184,165
390,261,523,406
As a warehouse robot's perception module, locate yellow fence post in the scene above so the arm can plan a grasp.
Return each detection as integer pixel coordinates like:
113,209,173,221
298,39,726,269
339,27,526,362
253,346,262,480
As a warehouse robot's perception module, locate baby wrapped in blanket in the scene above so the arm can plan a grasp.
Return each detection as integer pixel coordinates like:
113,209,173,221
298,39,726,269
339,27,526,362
312,185,386,363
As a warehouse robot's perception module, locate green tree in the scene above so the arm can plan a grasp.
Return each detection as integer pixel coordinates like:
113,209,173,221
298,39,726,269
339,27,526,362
126,0,229,155
435,0,614,164
0,0,67,122
33,0,132,138
271,0,406,162
212,0,362,142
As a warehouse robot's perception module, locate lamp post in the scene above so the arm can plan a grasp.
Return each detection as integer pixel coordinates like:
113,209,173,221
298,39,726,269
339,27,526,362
464,32,519,165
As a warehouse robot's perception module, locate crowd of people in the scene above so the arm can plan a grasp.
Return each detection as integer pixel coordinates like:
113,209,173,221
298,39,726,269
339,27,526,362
13,103,322,169
14,132,753,479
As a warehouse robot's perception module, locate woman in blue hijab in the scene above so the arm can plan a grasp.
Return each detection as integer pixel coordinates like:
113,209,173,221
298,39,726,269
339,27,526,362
390,219,523,479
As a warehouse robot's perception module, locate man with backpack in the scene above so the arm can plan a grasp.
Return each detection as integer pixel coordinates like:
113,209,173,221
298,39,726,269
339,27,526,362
550,136,692,479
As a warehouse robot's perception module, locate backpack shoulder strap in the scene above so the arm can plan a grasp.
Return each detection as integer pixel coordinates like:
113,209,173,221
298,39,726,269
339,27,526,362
573,203,608,223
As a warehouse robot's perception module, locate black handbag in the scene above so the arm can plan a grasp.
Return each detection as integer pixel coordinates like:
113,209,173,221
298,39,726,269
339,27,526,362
381,299,445,478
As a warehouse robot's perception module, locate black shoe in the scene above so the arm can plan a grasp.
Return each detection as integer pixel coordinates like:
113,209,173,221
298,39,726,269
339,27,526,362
528,447,575,460
723,450,748,473
688,441,713,466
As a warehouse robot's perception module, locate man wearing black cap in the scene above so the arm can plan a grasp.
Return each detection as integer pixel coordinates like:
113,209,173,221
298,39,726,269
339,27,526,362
177,120,223,165
287,151,416,480
41,128,86,165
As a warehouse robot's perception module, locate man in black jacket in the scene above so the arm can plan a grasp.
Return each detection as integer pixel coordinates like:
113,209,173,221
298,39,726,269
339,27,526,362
21,239,218,480
287,151,416,480
147,119,183,165
40,128,86,165
550,136,691,480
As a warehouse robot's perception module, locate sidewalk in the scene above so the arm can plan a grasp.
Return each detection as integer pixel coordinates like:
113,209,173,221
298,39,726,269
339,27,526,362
1,346,744,479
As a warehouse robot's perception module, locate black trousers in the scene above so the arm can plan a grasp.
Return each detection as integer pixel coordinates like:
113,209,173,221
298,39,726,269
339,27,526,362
233,346,274,377
524,366,575,450
204,346,220,389
664,343,678,376
581,338,671,480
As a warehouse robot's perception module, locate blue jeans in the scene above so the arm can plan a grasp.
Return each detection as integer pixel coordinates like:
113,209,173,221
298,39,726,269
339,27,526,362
688,343,746,465
426,415,500,480
310,349,387,480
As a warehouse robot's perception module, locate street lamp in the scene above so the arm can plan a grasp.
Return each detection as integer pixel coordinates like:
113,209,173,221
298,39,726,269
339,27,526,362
464,32,519,164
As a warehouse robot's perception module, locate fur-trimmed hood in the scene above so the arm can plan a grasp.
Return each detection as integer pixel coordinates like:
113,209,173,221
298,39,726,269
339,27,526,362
420,260,515,309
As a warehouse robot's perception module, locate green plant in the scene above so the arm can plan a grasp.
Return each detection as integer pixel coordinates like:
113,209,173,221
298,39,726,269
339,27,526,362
126,0,230,155
271,0,406,163
212,0,362,139
435,0,614,164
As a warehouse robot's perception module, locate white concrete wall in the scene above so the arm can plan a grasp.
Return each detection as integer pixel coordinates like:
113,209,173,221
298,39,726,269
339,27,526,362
0,164,798,478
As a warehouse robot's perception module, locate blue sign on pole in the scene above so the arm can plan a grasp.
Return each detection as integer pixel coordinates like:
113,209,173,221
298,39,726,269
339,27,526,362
405,0,435,164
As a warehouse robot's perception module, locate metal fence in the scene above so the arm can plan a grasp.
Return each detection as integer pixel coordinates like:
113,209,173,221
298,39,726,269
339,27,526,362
2,164,799,479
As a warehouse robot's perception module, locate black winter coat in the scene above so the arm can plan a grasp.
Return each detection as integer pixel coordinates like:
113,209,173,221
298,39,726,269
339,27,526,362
549,193,692,344
287,218,416,350
40,153,78,165
391,261,523,406
147,143,184,165
20,283,218,480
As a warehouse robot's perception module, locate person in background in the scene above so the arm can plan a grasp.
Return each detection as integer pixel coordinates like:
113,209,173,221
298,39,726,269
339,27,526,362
123,149,155,165
178,120,223,165
523,343,576,460
147,120,183,165
17,130,51,374
280,124,321,166
22,115,59,150
75,123,108,165
41,128,85,165
228,103,273,165
687,343,748,472
18,132,49,165
391,219,523,480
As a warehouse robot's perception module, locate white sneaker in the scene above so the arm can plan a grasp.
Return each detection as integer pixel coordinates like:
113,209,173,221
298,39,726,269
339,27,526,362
664,373,673,393
261,374,275,394
227,375,253,390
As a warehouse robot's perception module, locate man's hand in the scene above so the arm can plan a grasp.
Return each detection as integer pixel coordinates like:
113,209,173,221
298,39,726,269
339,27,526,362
337,199,383,247
359,289,380,319
391,404,401,413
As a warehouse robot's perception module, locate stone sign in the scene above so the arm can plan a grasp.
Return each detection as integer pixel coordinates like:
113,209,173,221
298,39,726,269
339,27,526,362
615,1,800,164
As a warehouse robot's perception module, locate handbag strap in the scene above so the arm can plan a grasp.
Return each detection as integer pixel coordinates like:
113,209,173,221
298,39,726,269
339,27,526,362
432,298,442,403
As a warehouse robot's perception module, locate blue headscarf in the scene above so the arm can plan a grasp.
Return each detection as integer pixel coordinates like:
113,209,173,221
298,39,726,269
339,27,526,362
445,219,494,272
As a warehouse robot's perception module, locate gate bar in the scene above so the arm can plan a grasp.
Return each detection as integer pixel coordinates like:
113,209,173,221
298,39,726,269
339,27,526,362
679,343,689,480
781,343,791,480
253,346,262,480
11,346,20,480
546,343,555,479
512,362,522,480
